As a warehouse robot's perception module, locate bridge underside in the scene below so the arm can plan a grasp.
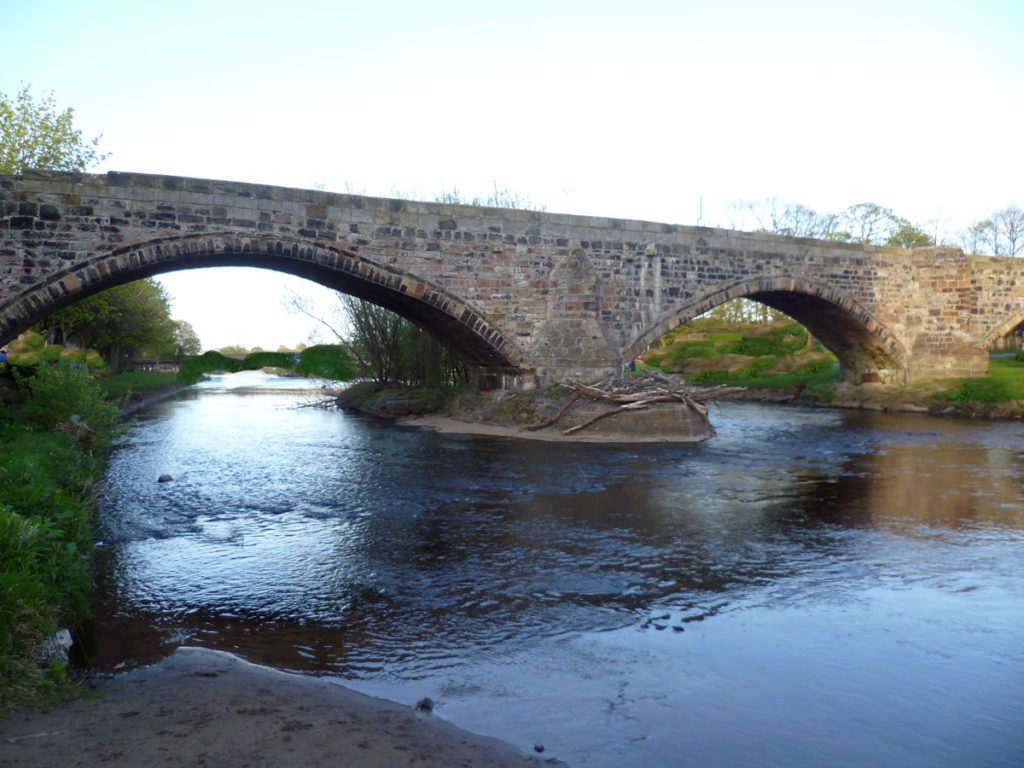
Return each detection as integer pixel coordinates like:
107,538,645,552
0,239,524,377
747,290,906,384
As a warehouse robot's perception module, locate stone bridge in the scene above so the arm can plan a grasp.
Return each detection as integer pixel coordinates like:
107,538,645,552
3,170,1023,387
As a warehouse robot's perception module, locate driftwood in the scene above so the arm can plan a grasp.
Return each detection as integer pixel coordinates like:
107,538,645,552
520,374,743,436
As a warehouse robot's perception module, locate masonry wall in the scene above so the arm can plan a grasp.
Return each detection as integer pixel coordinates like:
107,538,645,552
3,171,1017,385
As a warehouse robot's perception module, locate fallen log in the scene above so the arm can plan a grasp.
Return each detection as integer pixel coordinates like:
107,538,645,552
519,374,743,436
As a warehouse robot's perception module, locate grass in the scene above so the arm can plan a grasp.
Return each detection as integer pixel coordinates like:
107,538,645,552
683,363,843,391
933,357,1024,403
100,371,180,399
0,364,121,715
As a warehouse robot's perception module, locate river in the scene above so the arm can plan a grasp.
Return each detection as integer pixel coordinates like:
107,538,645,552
89,371,1024,767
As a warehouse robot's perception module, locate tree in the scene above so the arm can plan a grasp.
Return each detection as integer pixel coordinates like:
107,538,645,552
840,203,899,244
171,320,202,358
0,84,106,174
994,205,1024,257
435,181,546,211
886,220,935,248
42,279,176,370
341,296,408,383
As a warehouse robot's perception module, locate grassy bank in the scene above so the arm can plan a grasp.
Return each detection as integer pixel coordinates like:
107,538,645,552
0,365,121,715
100,371,181,399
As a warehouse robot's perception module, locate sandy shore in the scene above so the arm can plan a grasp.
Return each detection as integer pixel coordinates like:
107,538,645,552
0,647,551,768
399,413,710,443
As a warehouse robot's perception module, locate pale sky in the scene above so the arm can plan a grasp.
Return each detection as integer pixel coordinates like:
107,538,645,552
4,0,1023,350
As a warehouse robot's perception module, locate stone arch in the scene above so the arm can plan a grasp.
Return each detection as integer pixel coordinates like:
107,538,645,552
983,311,1024,350
0,232,524,372
623,277,909,384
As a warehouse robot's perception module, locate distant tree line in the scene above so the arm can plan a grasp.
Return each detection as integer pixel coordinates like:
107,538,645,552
727,196,1024,257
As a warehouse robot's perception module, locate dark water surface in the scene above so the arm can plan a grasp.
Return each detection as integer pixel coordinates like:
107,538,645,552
91,372,1024,767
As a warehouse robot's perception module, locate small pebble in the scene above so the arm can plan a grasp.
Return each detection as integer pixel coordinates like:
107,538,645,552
414,697,434,713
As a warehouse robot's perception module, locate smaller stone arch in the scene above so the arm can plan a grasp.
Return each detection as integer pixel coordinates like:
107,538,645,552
623,277,909,384
983,311,1024,351
0,232,525,373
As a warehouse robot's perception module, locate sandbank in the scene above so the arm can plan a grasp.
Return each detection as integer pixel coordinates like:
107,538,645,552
0,647,551,768
398,413,711,443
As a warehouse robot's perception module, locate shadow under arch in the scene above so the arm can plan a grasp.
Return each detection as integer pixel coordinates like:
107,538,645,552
983,312,1024,351
623,278,909,384
1,232,525,373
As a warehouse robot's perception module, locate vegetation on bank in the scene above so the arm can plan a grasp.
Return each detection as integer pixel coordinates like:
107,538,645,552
176,345,354,386
0,364,121,714
640,320,837,384
932,358,1024,406
99,371,181,399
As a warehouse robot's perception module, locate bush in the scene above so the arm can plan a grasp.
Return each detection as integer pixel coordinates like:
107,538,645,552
243,351,295,370
24,363,121,445
177,351,244,386
296,345,356,381
0,387,113,711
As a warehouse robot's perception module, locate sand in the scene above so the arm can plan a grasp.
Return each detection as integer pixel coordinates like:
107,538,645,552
0,647,552,768
399,413,711,443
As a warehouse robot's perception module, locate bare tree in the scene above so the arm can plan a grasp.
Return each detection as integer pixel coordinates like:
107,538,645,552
840,203,899,244
995,205,1024,257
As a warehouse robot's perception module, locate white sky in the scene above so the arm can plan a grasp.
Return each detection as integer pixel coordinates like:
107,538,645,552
4,0,1023,350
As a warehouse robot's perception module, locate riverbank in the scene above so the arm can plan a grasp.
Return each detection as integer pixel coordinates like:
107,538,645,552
118,382,187,416
0,647,549,768
340,380,717,442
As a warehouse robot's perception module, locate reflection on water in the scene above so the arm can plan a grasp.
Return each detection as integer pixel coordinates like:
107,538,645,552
91,373,1024,767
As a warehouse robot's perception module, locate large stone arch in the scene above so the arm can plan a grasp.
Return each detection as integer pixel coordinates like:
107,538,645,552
623,277,909,384
0,231,525,372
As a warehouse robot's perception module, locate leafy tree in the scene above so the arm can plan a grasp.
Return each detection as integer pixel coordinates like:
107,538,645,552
0,84,106,174
42,279,175,370
171,320,202,358
886,220,935,248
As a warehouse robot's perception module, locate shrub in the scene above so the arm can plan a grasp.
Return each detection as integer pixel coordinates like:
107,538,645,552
177,351,244,385
243,351,295,370
24,363,121,444
296,345,356,381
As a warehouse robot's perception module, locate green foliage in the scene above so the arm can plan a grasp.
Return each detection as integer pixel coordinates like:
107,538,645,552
100,371,180,398
295,345,355,381
0,84,107,174
935,378,1013,403
887,220,935,248
177,351,244,386
172,320,202,358
42,279,177,370
722,325,807,356
5,333,107,371
244,351,295,370
0,363,120,712
24,363,121,446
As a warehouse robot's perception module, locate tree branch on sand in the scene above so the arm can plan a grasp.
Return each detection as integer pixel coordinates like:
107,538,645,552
521,374,743,435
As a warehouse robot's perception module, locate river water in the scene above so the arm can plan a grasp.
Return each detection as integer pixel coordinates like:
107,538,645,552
90,371,1024,767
